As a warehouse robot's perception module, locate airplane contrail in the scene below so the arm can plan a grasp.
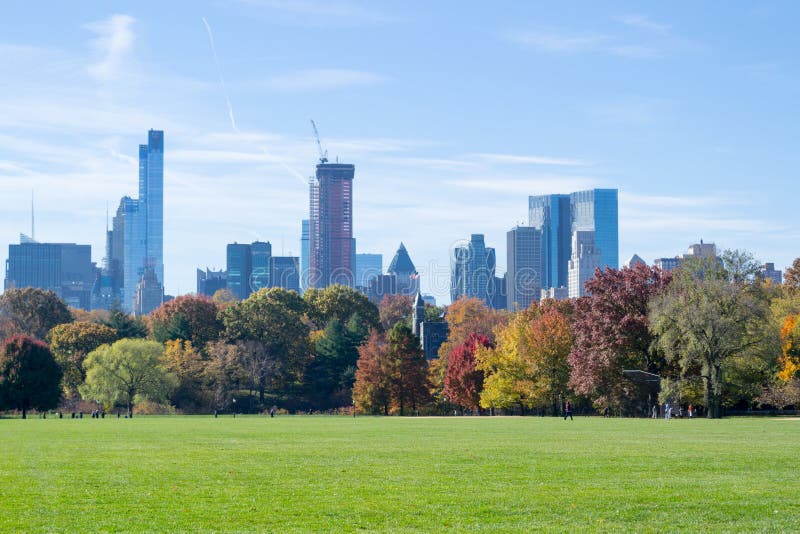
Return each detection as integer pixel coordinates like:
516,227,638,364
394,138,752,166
201,17,308,186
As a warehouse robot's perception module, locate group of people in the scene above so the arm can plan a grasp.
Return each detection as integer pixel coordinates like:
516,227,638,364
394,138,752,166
654,402,697,420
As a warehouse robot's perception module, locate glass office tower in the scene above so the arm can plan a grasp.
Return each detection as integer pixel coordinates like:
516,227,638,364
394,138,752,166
528,194,571,289
569,189,619,271
140,130,164,288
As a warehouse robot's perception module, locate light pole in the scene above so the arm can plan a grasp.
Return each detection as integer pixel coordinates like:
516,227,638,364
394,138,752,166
232,398,236,418
352,399,356,418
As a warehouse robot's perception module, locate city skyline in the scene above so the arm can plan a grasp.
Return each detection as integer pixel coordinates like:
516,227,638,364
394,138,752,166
2,2,798,304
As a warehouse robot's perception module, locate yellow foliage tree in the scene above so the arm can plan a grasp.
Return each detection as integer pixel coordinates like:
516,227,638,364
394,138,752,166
476,306,572,414
777,314,800,382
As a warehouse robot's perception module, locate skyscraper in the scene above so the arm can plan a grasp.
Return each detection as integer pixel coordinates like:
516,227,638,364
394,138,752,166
197,268,227,297
451,234,495,306
762,263,783,285
528,194,571,289
140,130,164,288
5,238,95,310
569,189,619,272
568,231,601,298
355,253,382,290
270,256,300,292
300,219,310,293
250,241,272,292
112,130,165,313
309,163,355,288
529,189,619,293
506,226,543,311
226,242,252,301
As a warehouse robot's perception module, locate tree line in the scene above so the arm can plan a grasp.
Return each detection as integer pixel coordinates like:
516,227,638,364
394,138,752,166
1,253,799,419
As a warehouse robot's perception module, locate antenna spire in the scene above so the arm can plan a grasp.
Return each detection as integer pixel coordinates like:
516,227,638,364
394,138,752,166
31,189,35,241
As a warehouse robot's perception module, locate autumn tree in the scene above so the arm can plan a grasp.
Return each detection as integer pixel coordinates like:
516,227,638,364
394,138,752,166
650,254,780,418
149,295,222,348
444,333,492,411
352,325,431,415
352,331,392,415
433,297,507,399
477,304,572,414
80,339,177,417
47,322,118,402
0,335,62,418
784,258,800,294
0,288,72,340
388,323,431,415
204,340,250,412
164,339,208,412
212,288,238,307
525,308,573,414
757,314,800,409
568,263,671,412
378,294,413,331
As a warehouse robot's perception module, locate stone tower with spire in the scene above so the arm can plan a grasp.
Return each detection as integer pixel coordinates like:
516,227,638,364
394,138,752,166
412,292,424,337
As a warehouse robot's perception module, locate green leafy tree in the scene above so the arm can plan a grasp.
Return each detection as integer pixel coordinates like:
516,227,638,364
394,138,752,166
650,254,780,418
0,335,62,418
304,285,380,332
0,288,72,340
47,322,118,402
80,339,177,417
103,308,147,339
220,288,311,402
305,315,369,409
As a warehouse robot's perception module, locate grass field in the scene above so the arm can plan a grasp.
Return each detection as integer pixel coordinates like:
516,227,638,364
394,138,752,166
1,415,799,532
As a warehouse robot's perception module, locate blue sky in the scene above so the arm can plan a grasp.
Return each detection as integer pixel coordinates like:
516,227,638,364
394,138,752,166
2,1,798,303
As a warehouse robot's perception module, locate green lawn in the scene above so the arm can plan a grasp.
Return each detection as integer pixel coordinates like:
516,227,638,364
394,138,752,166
1,415,798,532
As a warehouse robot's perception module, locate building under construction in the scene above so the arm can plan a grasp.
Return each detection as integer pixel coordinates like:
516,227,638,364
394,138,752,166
309,162,355,288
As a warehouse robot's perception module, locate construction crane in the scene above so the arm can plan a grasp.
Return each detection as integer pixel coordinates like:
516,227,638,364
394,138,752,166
310,119,328,164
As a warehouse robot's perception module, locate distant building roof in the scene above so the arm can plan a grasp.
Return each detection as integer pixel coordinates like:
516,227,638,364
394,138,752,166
624,254,647,268
388,242,416,275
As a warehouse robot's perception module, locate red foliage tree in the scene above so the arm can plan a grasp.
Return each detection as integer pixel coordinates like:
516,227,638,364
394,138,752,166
352,331,392,415
0,335,62,418
149,295,222,348
444,332,493,411
568,263,671,411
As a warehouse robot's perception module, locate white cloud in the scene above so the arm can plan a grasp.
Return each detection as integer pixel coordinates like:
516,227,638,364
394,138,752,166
505,19,681,59
446,176,599,195
238,0,392,27
615,14,671,34
85,14,136,81
504,29,608,54
263,68,386,91
471,153,587,166
620,192,749,209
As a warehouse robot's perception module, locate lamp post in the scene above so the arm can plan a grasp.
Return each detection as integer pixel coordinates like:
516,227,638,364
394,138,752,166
352,399,356,419
232,398,236,418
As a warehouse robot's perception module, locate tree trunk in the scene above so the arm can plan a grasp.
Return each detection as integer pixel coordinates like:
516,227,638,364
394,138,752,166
707,363,723,419
128,401,133,419
21,408,27,419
